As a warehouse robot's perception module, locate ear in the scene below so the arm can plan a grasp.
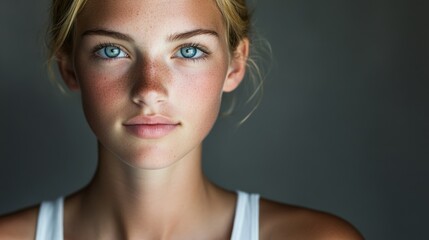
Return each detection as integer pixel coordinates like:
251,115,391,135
223,38,249,92
56,51,80,91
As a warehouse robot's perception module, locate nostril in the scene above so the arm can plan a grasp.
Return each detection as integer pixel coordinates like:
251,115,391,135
131,88,167,107
132,96,145,105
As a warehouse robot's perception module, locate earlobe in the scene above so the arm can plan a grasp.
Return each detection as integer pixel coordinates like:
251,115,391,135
223,38,250,92
57,51,80,91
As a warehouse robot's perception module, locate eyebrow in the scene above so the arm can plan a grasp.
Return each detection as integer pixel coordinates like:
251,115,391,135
81,28,219,42
81,29,134,42
168,29,219,41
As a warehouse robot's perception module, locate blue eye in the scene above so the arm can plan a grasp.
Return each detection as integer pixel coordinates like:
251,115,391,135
95,45,128,59
176,46,205,59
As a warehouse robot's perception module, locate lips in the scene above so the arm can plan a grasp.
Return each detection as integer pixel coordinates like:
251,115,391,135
123,115,179,139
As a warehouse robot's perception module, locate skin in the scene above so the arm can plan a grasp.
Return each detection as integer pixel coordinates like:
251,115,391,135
0,0,364,239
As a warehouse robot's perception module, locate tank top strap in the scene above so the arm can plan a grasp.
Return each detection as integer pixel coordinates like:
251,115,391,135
35,197,64,240
230,191,260,240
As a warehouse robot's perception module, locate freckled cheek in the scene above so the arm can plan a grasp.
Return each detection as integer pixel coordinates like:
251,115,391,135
75,65,128,123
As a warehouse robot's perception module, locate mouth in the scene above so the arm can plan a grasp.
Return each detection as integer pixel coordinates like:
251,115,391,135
123,115,180,139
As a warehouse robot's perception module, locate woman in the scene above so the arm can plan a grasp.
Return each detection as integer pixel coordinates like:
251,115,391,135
0,0,363,239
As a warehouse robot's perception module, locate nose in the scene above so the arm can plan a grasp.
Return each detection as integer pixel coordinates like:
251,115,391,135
131,58,168,107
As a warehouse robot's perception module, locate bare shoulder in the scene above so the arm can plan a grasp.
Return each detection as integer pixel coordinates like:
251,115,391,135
259,198,364,240
0,205,39,240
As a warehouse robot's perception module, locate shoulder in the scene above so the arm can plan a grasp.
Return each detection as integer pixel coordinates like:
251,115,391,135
0,205,39,240
259,198,364,240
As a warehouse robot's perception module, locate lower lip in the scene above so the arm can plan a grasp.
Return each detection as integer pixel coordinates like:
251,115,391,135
124,124,178,139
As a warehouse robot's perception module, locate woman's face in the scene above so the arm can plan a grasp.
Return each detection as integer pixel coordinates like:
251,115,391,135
60,0,247,169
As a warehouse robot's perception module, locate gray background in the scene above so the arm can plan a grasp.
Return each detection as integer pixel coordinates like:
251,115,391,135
1,0,428,239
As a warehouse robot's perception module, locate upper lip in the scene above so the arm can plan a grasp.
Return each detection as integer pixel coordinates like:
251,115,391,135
123,115,179,125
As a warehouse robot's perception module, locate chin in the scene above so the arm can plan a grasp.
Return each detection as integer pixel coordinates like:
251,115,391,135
107,147,176,170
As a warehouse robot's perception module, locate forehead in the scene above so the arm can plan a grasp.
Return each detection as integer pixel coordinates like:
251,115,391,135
76,0,225,39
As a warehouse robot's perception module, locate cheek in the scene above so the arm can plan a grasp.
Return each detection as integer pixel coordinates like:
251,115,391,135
175,66,227,127
75,62,129,126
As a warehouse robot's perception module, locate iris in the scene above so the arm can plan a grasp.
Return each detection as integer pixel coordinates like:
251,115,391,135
180,46,198,58
104,46,121,58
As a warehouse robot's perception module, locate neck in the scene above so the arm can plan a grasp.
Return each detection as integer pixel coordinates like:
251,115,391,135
66,142,235,239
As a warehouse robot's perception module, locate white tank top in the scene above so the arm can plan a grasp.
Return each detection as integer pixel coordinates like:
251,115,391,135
35,191,259,240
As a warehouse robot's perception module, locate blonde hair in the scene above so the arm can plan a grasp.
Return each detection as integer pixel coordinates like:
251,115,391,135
47,0,267,123
48,0,87,61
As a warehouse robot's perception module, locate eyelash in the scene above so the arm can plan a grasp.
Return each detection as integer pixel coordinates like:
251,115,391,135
91,42,211,62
